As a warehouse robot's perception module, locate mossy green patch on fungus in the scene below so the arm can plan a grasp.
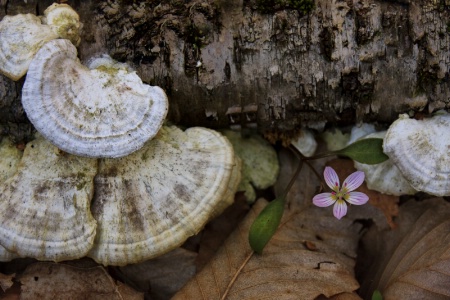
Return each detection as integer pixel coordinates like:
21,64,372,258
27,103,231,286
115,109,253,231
254,0,314,14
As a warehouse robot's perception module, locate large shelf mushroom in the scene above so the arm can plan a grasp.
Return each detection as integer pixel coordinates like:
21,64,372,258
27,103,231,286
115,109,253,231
0,136,98,261
0,3,81,80
0,138,22,261
349,130,417,196
21,39,169,158
0,126,240,265
89,126,240,266
383,113,450,196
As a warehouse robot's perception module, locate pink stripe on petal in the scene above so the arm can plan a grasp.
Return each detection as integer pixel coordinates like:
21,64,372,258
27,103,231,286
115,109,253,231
342,171,365,191
324,166,340,192
313,193,335,207
333,200,347,219
347,192,369,205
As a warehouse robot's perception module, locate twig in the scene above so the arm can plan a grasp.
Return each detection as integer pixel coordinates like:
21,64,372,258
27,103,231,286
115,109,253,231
220,251,254,300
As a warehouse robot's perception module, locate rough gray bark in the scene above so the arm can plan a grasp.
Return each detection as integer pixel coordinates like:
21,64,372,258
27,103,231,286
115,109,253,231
0,0,449,142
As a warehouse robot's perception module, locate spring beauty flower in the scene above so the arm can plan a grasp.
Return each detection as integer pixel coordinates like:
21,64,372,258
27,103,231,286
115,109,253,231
313,166,369,219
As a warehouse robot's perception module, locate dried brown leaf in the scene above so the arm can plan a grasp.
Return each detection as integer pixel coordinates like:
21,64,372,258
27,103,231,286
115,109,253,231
0,272,14,292
117,248,197,300
174,150,363,299
358,198,450,299
196,194,250,270
18,262,143,300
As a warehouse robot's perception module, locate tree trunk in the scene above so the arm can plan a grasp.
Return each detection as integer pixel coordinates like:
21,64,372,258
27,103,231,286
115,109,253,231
1,0,449,142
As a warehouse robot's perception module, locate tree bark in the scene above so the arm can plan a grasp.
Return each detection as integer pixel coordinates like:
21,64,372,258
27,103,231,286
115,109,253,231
1,0,449,141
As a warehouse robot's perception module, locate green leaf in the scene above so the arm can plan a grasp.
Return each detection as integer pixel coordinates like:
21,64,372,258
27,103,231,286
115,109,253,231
334,138,389,165
372,289,383,300
248,197,285,254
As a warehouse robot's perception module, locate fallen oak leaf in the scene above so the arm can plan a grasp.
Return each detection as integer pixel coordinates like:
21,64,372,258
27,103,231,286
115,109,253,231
18,262,143,300
358,198,450,299
0,272,14,292
173,194,363,300
116,248,197,300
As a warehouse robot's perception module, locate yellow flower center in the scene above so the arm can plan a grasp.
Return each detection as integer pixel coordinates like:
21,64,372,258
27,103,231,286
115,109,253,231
331,187,349,202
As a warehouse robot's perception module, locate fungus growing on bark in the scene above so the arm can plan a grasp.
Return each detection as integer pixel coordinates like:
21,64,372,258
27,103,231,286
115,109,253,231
89,126,240,266
0,4,81,80
41,3,82,46
0,137,22,261
351,131,417,196
0,136,98,261
383,113,450,196
22,39,168,158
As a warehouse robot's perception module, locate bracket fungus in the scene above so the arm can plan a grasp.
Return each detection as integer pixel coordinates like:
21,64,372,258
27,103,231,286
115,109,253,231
22,39,169,158
0,138,22,261
383,113,450,196
41,3,82,46
352,131,417,196
89,126,240,266
0,136,97,262
0,3,81,80
0,137,22,184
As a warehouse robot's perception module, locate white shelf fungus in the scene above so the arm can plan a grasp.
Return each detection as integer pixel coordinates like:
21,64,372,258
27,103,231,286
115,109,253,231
0,14,58,80
88,126,240,266
384,113,450,196
42,3,82,46
22,39,169,158
0,137,22,184
291,129,317,157
352,131,417,196
0,245,19,262
0,136,98,261
0,4,81,80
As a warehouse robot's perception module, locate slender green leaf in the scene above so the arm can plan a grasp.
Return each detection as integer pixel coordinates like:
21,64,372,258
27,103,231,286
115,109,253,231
334,138,389,165
372,289,383,300
248,197,285,254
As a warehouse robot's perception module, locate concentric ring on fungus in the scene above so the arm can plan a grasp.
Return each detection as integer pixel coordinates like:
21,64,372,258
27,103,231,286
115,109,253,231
383,113,450,196
22,39,168,158
88,126,241,266
0,136,97,261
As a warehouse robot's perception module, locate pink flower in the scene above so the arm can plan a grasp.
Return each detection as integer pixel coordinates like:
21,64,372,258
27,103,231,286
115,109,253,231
313,166,369,219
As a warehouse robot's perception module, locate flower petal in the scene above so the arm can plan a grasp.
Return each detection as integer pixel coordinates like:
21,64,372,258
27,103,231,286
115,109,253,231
347,191,369,205
324,166,340,192
342,171,365,192
313,193,335,207
333,200,347,220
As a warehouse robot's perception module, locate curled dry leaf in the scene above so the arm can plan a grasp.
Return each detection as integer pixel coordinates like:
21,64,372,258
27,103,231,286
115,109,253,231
358,198,450,300
18,262,142,299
